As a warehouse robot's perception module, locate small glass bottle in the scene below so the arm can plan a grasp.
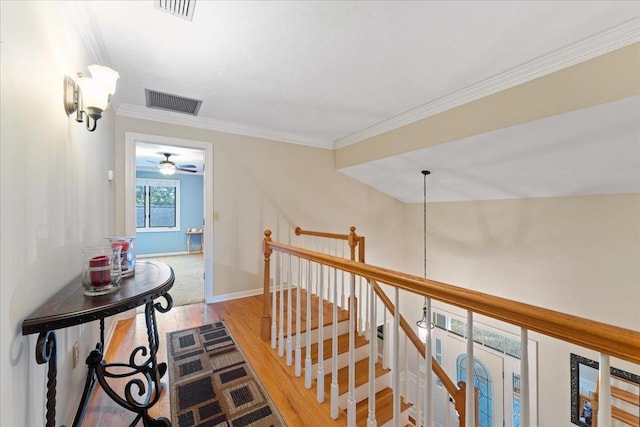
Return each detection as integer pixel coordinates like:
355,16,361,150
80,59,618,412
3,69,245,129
106,236,136,277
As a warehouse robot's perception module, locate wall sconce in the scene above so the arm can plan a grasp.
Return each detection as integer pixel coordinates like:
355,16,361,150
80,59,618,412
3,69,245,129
64,65,119,132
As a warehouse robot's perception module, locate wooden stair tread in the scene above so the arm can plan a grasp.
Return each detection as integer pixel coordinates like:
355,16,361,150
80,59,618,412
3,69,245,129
302,332,369,364
353,387,411,427
612,385,640,406
612,405,639,427
275,288,350,332
322,358,390,398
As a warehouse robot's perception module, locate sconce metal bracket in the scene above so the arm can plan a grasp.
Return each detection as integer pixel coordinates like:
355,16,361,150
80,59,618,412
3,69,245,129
63,75,77,115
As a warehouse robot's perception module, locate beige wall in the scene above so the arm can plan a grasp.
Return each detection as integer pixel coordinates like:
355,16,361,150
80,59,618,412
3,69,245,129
1,2,117,425
400,194,640,425
115,116,408,298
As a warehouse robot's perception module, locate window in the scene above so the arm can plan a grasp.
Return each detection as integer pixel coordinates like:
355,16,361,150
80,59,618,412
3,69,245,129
435,338,443,387
136,178,181,231
457,355,493,427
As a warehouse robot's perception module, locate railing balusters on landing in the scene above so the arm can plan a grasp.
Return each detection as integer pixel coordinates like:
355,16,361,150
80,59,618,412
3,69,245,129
271,251,278,350
598,354,612,426
465,311,475,427
286,254,293,366
295,257,302,377
520,328,530,427
347,272,356,427
425,297,434,427
331,267,339,419
305,260,313,389
278,252,284,357
358,276,364,336
383,308,389,369
367,279,378,427
393,287,400,427
317,265,325,403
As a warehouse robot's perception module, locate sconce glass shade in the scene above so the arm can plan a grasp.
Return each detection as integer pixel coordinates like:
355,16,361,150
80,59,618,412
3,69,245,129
77,77,110,112
88,65,120,95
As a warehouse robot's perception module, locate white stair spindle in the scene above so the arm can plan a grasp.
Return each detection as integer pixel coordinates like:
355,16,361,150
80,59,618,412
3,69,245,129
383,309,388,369
598,354,611,427
465,311,475,427
403,334,408,401
317,265,325,403
393,287,400,427
367,280,377,427
278,252,285,357
286,255,292,366
416,350,421,427
520,328,529,427
425,297,433,427
271,251,278,349
331,267,339,419
365,277,370,339
341,241,346,307
358,276,363,335
295,257,302,377
305,260,313,389
347,272,356,427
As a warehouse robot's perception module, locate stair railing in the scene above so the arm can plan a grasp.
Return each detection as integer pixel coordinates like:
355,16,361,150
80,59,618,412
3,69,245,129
265,227,468,426
262,227,640,427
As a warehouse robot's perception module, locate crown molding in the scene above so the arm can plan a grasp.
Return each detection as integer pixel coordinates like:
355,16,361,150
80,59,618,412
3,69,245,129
333,18,640,149
117,104,332,149
66,2,111,67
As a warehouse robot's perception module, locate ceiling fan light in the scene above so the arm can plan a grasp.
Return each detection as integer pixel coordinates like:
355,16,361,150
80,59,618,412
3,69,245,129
159,163,176,175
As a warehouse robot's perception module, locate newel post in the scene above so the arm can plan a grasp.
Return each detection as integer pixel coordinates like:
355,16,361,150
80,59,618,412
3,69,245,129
348,226,357,261
261,230,273,341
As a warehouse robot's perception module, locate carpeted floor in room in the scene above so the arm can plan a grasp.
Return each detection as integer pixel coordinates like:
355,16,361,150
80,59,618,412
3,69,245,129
138,253,204,307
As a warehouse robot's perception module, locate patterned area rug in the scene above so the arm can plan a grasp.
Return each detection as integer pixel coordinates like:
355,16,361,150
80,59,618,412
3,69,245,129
167,322,286,427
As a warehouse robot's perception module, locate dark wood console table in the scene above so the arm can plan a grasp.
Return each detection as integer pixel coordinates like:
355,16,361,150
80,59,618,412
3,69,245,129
22,261,175,427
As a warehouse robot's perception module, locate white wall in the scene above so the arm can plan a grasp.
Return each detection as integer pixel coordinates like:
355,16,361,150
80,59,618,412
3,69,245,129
399,194,640,426
1,2,117,425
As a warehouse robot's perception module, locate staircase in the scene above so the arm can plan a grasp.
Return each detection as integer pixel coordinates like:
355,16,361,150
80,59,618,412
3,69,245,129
273,288,412,426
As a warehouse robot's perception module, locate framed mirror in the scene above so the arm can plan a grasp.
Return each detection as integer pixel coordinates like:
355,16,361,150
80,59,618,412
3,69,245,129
570,353,640,426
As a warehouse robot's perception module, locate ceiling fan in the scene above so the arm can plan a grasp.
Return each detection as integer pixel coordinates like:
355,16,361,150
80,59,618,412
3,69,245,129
149,152,198,175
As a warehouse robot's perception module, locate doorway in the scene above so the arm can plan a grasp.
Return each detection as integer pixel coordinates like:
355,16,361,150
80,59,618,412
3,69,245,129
124,132,214,303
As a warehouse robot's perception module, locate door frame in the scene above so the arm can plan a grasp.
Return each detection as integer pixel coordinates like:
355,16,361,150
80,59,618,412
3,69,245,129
124,132,214,302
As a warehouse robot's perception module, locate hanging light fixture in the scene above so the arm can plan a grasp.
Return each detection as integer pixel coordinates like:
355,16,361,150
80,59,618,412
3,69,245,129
64,65,119,132
417,170,434,342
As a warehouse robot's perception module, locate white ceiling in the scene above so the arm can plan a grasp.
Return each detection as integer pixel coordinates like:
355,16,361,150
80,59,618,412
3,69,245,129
81,1,640,202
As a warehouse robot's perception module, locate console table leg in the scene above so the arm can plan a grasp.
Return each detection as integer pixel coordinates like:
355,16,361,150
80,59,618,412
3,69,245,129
35,331,58,427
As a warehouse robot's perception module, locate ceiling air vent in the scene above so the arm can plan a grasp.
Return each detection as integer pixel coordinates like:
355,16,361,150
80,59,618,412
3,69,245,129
145,89,202,116
154,0,196,22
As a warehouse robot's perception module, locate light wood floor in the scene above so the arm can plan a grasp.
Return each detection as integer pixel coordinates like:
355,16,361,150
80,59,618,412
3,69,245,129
82,295,347,426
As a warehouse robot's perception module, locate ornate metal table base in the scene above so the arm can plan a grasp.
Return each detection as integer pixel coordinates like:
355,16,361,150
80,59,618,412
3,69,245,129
71,296,173,426
23,262,175,427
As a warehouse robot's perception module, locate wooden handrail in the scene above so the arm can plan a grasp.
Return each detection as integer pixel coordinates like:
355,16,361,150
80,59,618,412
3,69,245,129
372,280,458,397
264,235,640,365
295,226,352,241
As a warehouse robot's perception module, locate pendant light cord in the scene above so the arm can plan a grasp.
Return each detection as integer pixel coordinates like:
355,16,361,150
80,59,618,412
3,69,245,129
422,170,430,309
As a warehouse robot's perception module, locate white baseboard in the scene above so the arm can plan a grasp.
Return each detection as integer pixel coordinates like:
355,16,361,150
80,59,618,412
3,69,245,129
207,288,264,303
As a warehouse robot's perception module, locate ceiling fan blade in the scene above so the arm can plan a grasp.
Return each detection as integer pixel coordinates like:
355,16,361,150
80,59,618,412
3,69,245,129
178,164,197,169
147,160,159,164
176,167,197,173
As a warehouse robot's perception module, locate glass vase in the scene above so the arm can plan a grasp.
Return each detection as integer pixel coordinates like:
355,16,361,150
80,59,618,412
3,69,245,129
81,245,122,296
106,236,135,277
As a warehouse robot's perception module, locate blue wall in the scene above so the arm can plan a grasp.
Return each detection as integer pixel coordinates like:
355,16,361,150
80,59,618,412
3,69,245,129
136,170,203,255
